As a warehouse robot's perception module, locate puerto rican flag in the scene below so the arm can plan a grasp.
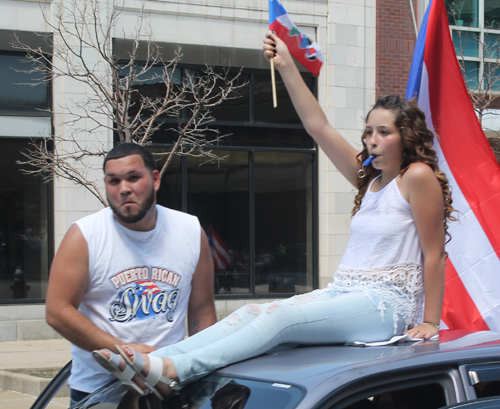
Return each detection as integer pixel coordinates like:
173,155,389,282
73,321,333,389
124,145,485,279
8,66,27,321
136,281,162,295
269,0,325,76
406,0,500,331
206,226,231,271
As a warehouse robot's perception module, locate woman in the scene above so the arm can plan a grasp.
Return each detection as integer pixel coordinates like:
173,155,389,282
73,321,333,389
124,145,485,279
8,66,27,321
93,33,455,401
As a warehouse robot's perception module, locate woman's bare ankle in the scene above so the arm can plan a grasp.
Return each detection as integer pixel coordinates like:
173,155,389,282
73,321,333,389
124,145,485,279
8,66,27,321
163,358,178,381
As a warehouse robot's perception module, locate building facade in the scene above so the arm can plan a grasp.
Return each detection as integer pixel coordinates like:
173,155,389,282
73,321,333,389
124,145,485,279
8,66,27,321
0,0,498,341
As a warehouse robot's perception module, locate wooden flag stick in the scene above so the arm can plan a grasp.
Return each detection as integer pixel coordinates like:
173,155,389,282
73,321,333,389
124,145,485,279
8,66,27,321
270,57,277,108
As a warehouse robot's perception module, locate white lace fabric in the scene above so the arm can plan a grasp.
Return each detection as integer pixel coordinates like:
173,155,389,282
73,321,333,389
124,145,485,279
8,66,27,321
331,262,424,333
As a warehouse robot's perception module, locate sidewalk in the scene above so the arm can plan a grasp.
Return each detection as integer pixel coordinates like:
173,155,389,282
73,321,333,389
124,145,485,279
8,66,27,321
0,339,72,409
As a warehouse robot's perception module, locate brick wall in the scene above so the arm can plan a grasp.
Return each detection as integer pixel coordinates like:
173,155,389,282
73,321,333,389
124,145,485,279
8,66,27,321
376,0,418,98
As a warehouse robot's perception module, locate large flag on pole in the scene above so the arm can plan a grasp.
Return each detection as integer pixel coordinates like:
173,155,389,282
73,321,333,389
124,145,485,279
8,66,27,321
269,0,325,76
406,0,500,331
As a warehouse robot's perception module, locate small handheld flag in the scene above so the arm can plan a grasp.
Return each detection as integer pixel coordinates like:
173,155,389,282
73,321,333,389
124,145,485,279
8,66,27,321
269,0,325,77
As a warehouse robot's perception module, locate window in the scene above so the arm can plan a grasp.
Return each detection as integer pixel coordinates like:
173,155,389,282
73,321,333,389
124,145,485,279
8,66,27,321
461,362,500,400
0,51,52,303
0,53,49,114
328,374,456,409
446,0,500,92
343,383,447,409
140,66,317,298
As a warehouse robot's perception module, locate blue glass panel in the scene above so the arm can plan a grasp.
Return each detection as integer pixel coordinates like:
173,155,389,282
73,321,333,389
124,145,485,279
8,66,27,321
485,34,500,59
460,60,479,89
484,63,500,91
453,30,479,57
0,54,48,113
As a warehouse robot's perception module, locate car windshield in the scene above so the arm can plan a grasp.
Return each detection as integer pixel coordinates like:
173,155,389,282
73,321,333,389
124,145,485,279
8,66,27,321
71,375,304,409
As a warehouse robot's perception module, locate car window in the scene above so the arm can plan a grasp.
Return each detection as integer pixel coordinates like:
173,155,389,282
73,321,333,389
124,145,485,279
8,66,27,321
460,362,500,400
341,382,447,409
320,371,460,409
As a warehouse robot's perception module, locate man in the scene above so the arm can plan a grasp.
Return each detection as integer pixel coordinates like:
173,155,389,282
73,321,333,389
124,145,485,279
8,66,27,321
46,143,216,403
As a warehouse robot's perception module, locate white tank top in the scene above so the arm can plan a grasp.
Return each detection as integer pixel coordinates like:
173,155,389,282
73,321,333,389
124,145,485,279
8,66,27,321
331,175,425,331
68,205,201,392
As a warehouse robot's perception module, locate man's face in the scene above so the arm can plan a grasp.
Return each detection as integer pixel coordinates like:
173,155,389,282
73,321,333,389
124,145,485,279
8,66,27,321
104,154,160,227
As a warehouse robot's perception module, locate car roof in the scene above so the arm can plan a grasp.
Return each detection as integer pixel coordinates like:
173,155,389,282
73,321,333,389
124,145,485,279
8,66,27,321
212,330,500,408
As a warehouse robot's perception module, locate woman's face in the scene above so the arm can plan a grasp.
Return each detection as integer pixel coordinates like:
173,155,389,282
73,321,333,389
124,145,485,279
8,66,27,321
364,108,404,174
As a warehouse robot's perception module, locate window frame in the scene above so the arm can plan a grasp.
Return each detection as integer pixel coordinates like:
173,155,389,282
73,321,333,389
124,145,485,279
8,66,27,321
120,60,320,299
448,0,500,93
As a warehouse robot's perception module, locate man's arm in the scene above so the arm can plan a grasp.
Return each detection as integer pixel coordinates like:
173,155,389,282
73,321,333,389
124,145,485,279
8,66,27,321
187,229,217,336
46,224,155,354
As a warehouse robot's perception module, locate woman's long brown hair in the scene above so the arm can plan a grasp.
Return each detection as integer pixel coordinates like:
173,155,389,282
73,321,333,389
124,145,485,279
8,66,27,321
352,95,456,243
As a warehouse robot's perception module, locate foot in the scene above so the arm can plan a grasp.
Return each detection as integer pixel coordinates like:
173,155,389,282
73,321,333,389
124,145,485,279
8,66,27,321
118,345,179,398
96,349,149,394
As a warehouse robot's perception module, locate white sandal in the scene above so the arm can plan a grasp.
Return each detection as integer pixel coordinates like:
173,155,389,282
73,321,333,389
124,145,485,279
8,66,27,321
92,349,145,396
115,345,179,400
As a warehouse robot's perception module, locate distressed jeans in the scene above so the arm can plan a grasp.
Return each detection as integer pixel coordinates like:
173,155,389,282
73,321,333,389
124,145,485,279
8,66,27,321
150,287,406,385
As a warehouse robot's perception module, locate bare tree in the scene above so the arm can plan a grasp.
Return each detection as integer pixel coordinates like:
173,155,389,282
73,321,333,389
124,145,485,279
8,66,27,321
12,0,245,206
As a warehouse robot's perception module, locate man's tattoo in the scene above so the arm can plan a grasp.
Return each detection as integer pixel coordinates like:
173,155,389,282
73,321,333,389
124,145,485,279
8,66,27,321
191,320,200,334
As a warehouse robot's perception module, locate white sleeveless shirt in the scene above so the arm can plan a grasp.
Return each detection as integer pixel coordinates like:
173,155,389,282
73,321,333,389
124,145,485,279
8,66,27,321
69,205,201,392
331,175,424,331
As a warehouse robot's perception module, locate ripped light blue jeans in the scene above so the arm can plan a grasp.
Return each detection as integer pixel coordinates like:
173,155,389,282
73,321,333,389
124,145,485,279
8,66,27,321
150,287,406,385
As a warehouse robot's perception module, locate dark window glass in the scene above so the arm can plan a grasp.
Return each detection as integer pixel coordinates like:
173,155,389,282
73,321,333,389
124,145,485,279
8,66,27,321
343,383,446,409
142,64,317,298
0,138,49,301
254,72,315,124
151,124,314,149
127,66,183,120
207,72,250,122
0,54,49,114
254,152,314,295
475,381,500,398
128,67,250,123
213,125,314,149
187,151,250,295
153,150,182,212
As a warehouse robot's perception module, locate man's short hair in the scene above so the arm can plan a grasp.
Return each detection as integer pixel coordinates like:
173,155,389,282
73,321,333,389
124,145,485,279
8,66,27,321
103,143,156,173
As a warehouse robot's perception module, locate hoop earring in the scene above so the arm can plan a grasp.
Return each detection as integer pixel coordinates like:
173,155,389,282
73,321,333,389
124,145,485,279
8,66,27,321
357,166,366,178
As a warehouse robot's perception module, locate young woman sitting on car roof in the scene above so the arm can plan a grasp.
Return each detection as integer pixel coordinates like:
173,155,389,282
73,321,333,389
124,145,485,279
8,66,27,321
93,32,456,402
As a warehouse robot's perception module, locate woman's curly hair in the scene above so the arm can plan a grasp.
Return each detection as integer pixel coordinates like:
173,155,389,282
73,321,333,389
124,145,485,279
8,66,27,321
352,95,456,243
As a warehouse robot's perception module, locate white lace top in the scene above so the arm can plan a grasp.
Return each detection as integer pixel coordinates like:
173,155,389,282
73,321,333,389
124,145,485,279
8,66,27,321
330,175,424,331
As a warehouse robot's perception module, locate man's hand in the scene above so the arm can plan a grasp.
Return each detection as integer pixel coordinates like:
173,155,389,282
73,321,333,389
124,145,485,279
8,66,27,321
122,343,157,354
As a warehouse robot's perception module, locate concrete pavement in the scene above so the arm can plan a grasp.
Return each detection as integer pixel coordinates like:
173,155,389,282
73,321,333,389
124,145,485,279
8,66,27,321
0,339,72,409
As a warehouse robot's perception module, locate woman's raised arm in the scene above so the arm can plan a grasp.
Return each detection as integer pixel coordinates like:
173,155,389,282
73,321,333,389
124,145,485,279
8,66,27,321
263,32,360,186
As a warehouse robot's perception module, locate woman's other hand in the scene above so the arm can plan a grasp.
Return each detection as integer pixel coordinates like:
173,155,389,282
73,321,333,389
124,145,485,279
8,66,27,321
405,323,439,340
